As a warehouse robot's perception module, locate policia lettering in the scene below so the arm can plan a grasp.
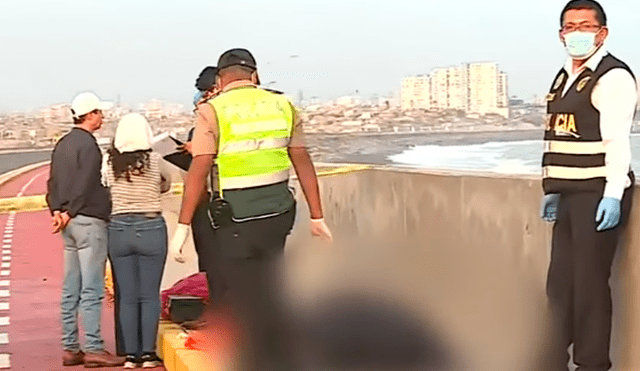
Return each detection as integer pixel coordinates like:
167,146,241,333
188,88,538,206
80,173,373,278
542,55,634,194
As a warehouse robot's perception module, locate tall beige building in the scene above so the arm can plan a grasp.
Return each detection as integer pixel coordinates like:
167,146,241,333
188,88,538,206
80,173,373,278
401,75,430,110
401,61,509,118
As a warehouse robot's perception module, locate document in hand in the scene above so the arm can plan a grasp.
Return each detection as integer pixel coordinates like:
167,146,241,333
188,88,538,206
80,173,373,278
151,132,192,171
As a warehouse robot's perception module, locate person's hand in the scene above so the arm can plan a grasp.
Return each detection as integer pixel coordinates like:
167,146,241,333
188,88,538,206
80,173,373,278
52,211,71,234
177,141,193,155
540,194,560,222
169,223,191,263
596,197,621,232
310,218,333,243
183,141,193,155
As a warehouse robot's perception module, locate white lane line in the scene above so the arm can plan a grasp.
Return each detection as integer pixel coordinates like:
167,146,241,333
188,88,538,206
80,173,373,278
0,282,8,287
0,264,8,269
1,240,10,245
1,245,9,249
0,353,8,369
16,170,47,198
0,272,8,277
0,304,7,311
0,334,7,345
0,291,8,298
1,251,9,256
1,257,9,262
0,317,9,326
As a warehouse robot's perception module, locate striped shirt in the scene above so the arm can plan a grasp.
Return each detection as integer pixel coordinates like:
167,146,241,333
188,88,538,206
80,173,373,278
104,152,170,215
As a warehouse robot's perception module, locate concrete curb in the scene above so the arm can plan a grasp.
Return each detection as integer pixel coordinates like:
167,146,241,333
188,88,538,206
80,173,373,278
0,161,50,189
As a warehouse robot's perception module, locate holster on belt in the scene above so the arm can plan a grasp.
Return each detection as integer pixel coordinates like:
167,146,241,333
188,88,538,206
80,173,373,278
206,194,234,229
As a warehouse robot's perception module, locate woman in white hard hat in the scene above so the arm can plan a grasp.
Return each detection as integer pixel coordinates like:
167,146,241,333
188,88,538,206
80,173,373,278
102,113,172,369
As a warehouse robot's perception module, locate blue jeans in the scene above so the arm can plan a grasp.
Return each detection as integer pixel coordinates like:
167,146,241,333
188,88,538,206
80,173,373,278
108,214,167,356
61,214,108,352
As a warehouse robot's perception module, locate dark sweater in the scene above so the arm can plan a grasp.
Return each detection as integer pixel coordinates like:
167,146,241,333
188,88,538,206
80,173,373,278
46,127,111,221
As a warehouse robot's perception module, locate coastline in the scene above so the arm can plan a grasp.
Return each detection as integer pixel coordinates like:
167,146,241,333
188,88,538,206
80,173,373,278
305,129,545,165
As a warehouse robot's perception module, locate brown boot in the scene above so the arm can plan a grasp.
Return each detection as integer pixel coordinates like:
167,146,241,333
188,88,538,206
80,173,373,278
63,350,85,366
83,350,125,368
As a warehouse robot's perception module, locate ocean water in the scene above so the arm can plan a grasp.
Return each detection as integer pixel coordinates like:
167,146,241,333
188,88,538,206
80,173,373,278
389,134,640,175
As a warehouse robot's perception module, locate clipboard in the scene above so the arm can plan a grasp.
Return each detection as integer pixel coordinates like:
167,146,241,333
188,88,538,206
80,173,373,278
151,132,192,171
163,151,192,172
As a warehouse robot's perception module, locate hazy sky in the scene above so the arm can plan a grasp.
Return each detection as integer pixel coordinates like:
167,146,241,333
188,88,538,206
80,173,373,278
1,0,638,112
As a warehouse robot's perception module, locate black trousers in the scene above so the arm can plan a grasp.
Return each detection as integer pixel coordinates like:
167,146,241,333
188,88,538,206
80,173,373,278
209,206,297,371
546,187,634,371
191,196,227,303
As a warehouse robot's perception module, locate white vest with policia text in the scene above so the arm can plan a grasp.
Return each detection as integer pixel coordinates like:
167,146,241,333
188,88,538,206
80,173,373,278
542,54,635,195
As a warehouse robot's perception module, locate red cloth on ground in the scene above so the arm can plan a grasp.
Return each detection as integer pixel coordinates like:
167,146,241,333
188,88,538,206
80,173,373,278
160,272,209,320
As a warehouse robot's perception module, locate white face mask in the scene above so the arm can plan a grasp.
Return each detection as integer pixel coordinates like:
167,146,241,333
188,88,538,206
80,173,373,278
564,31,599,59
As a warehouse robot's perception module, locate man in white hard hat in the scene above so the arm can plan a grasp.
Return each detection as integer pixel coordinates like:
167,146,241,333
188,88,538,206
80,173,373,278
46,92,125,368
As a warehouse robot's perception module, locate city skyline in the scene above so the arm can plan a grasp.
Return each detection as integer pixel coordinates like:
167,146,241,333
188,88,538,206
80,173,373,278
1,0,640,112
402,61,510,119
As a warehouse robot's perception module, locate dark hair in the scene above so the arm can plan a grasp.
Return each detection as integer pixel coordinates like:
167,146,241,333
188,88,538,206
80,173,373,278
107,144,151,182
195,66,217,92
560,0,607,26
72,109,98,125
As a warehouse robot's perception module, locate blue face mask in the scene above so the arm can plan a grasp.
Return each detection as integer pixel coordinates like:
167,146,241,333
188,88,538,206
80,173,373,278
193,90,205,106
564,31,599,59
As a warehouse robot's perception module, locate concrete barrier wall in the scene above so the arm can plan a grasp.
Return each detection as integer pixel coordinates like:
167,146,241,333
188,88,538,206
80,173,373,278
281,168,640,371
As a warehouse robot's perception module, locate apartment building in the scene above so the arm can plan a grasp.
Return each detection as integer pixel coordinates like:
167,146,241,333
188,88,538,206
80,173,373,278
401,75,430,110
401,61,510,118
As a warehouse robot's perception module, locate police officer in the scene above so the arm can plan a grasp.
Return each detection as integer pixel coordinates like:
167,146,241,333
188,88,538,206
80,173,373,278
181,67,225,299
169,48,332,369
540,1,637,370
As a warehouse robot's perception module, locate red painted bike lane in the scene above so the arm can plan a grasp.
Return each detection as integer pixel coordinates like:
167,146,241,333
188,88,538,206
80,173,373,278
0,165,164,370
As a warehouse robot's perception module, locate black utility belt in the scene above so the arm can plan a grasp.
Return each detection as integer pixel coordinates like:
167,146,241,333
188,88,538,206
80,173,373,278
205,195,293,229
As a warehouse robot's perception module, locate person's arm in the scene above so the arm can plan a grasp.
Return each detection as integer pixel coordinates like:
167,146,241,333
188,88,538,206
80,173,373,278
46,148,63,214
289,147,323,219
287,104,332,242
170,103,218,262
177,103,218,225
593,68,637,200
67,142,101,218
158,155,172,194
287,103,323,219
178,155,214,224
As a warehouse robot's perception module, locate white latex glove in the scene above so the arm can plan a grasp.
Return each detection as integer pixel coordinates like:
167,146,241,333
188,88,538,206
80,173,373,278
310,218,333,243
169,223,190,263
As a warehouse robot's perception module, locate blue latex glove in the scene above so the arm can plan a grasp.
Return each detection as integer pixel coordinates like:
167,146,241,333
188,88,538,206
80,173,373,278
595,197,621,232
540,194,560,222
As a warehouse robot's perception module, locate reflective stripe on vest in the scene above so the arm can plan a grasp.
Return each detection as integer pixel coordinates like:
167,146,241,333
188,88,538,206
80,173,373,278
543,165,607,180
210,87,294,190
542,139,606,182
220,137,291,154
221,169,291,190
544,140,605,155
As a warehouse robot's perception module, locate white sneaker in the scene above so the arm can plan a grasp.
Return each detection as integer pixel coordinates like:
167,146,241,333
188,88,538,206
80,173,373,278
141,354,162,369
123,355,137,369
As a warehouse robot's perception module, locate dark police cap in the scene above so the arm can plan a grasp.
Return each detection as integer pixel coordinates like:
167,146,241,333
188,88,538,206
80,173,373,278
195,66,217,92
217,48,257,71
